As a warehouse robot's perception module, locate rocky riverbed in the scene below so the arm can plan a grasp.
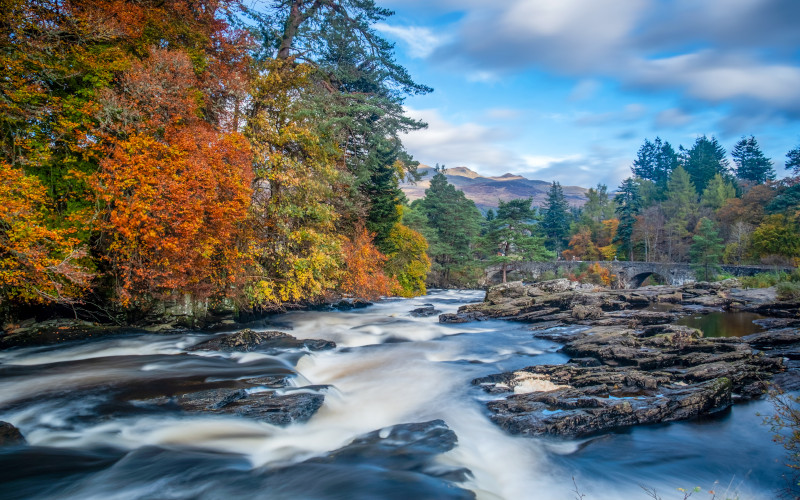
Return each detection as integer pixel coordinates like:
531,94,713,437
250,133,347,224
444,279,800,438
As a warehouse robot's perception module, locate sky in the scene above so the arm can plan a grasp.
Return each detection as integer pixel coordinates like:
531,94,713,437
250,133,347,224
374,0,800,189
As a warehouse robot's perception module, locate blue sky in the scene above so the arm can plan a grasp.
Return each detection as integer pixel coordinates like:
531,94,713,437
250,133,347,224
375,0,800,189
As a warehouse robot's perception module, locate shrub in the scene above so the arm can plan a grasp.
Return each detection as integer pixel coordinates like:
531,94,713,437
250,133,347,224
776,282,800,301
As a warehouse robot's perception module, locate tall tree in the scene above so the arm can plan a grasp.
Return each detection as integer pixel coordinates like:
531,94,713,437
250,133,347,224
541,182,571,253
663,166,699,262
483,199,552,283
732,136,775,184
690,218,724,281
683,136,730,193
785,145,800,176
419,167,482,286
613,178,642,260
632,137,678,189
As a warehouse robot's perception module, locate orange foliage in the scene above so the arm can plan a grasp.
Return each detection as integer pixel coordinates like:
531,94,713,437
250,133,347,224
94,125,252,303
569,262,616,286
339,226,397,300
562,227,600,261
0,163,91,303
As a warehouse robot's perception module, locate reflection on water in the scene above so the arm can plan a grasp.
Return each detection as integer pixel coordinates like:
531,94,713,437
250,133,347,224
676,311,767,337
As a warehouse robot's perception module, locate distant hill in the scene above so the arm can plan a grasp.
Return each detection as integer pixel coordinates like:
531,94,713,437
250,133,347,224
401,165,588,212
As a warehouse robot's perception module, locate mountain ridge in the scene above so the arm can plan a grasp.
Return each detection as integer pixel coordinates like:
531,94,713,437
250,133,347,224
401,165,588,211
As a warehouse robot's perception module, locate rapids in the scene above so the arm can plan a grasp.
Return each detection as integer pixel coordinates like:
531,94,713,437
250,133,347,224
0,290,787,499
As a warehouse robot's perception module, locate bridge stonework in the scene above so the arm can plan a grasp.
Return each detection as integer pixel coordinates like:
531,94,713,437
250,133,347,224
488,261,794,288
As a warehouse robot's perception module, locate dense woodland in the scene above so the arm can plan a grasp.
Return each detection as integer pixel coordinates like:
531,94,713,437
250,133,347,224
1,1,799,323
0,0,432,322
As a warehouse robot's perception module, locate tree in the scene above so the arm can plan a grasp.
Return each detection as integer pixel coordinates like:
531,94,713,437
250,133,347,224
383,219,430,297
541,182,571,253
633,206,665,262
613,178,642,260
701,173,736,211
786,146,800,176
732,136,775,184
750,214,800,262
419,167,482,286
581,184,615,224
683,136,730,193
484,199,553,283
663,166,699,261
339,225,396,300
690,218,725,281
632,137,678,189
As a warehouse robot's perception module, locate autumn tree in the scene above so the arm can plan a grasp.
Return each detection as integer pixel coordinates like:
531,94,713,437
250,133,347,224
339,225,396,300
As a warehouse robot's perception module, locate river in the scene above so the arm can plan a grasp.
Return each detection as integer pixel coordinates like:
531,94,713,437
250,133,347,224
0,291,788,499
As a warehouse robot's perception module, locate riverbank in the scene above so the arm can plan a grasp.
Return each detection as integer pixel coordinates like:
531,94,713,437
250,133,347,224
441,279,800,438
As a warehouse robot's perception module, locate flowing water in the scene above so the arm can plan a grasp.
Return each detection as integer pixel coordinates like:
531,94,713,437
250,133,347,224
0,291,788,499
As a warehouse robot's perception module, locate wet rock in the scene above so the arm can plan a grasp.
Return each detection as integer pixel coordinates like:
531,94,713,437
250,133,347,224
188,329,335,353
157,387,326,426
0,421,26,446
0,319,122,350
474,324,786,438
330,299,373,311
438,311,487,324
410,305,441,317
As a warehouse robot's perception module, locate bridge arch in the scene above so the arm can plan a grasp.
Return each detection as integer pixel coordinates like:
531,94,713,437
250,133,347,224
630,272,668,288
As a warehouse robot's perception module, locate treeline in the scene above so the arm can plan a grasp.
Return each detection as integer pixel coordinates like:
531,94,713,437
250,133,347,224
405,134,800,288
0,0,432,321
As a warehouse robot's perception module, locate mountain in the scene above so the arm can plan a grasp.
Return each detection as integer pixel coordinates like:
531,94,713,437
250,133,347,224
401,165,588,212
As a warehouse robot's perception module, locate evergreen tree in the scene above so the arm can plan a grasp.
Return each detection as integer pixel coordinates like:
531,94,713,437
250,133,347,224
485,208,496,222
483,199,553,282
541,182,571,253
613,178,642,260
419,166,482,286
632,137,678,189
701,173,736,211
663,166,699,262
582,184,614,223
785,145,800,176
732,136,775,184
363,140,405,252
684,135,730,193
690,218,724,281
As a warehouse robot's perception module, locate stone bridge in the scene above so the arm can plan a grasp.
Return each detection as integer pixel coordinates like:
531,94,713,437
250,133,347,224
488,261,794,288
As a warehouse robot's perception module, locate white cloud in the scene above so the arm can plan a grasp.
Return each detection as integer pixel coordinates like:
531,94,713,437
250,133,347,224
401,107,522,172
655,108,693,128
374,23,447,58
568,79,601,102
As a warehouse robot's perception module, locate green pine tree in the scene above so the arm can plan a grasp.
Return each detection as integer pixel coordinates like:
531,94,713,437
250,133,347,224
483,199,553,283
690,218,725,281
732,136,775,184
701,173,736,210
683,135,730,193
541,182,571,254
613,178,642,260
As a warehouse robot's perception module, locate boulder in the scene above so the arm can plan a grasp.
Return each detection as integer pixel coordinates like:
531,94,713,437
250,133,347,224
188,329,335,353
410,305,441,317
0,422,25,446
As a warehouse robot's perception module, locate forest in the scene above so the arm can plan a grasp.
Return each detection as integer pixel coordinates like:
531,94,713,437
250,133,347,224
1,0,799,324
0,0,434,323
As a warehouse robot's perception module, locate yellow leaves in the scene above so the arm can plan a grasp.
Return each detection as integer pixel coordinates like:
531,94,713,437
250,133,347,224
0,162,91,303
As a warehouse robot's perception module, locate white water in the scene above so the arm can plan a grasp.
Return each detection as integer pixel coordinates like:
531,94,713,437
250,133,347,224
0,290,784,499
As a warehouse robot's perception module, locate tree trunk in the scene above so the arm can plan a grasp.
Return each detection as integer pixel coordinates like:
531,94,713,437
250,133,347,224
502,263,507,283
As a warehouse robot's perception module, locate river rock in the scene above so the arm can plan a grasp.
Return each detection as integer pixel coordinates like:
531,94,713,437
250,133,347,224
188,329,335,353
0,421,26,446
155,387,326,426
473,323,786,437
439,311,487,324
410,305,441,317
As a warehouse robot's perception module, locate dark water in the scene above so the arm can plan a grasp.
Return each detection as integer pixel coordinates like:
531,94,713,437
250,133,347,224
676,311,767,337
0,291,787,499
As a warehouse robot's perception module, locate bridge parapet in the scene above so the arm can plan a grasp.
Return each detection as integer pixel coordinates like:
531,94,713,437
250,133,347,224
488,261,795,288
